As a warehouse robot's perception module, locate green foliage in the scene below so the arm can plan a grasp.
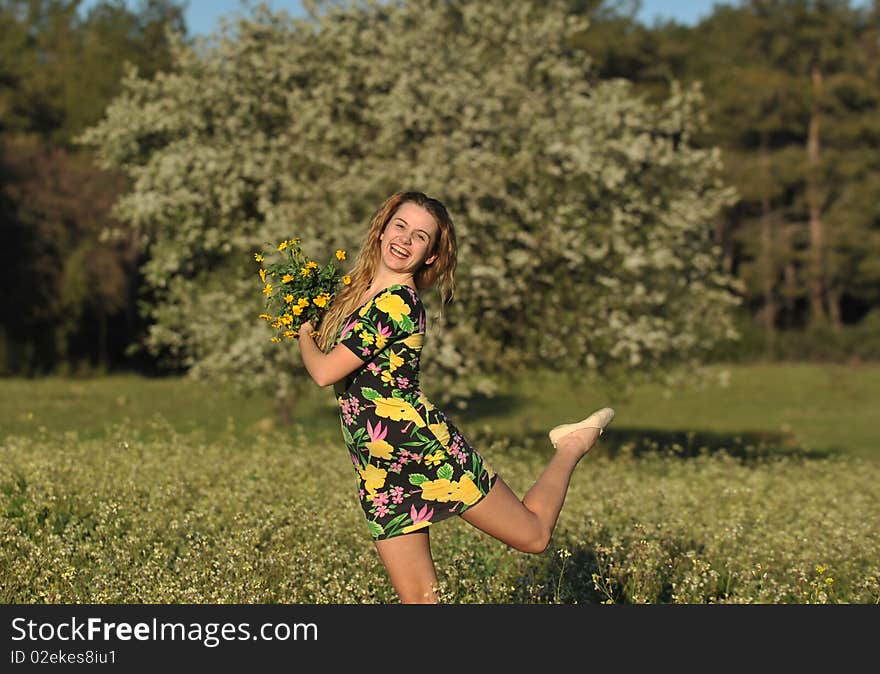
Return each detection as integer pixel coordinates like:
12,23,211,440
79,0,741,404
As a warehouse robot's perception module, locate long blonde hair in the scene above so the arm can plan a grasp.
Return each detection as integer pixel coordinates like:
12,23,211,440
316,191,458,352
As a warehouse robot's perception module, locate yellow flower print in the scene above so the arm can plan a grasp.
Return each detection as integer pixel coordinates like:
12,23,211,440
428,421,450,448
282,274,293,283
387,350,404,372
358,302,373,317
374,334,387,349
423,450,445,467
360,330,374,345
418,392,435,412
365,439,394,460
374,292,410,322
402,333,423,350
420,478,456,502
336,249,346,260
401,521,431,534
451,476,482,506
373,398,426,427
381,370,395,386
343,275,352,285
358,464,387,496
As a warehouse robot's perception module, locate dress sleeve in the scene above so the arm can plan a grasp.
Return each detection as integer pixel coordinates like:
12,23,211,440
338,285,423,362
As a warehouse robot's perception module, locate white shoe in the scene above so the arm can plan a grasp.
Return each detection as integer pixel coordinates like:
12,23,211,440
548,407,615,449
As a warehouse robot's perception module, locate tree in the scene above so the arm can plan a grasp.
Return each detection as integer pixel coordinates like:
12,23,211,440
80,0,742,408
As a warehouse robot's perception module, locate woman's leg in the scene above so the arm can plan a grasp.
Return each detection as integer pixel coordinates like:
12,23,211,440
374,530,440,603
460,427,601,553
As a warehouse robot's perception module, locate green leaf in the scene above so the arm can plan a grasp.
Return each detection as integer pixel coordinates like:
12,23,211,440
361,387,380,401
437,463,454,480
367,520,385,538
400,315,414,332
464,470,476,481
408,473,428,485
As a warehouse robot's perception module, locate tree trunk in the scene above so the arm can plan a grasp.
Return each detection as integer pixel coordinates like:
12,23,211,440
827,285,842,331
806,63,827,327
759,139,777,356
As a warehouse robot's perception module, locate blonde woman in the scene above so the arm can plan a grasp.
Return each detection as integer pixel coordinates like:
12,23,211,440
297,191,614,603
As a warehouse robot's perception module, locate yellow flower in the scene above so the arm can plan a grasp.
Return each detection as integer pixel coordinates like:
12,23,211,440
281,314,293,326
282,274,293,283
278,241,288,251
387,350,404,372
825,577,834,585
254,253,264,262
259,268,267,283
307,261,319,269
298,298,309,308
336,249,346,260
262,283,272,296
283,330,296,339
451,476,482,506
816,565,826,574
380,370,394,385
375,292,410,322
270,337,281,343
428,422,450,448
292,305,303,316
289,237,301,245
420,479,456,502
343,275,352,285
300,267,311,277
374,334,387,349
365,439,394,460
402,333,423,350
258,313,272,321
358,464,387,496
424,450,445,467
313,294,329,308
373,397,426,427
284,294,294,304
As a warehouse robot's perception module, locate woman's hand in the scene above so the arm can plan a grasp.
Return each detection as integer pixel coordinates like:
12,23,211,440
298,320,314,340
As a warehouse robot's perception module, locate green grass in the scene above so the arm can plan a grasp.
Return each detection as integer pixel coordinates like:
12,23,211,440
2,362,878,458
1,362,878,603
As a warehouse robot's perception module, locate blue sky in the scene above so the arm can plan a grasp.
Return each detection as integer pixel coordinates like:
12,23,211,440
78,1,749,34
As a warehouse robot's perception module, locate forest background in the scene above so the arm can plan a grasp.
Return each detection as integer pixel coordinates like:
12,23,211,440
2,0,879,396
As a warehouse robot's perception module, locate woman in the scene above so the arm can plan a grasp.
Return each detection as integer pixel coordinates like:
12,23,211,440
297,191,614,603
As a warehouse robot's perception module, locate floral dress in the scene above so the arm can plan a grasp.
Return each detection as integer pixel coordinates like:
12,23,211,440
333,283,498,540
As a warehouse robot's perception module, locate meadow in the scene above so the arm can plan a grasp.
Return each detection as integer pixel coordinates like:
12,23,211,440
1,363,878,603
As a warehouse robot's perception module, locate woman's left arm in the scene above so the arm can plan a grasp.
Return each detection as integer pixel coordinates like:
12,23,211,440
297,320,364,387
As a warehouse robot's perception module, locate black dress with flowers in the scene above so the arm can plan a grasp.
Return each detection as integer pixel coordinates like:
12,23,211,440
333,283,498,540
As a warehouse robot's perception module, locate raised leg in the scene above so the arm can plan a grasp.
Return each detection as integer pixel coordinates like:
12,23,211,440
461,426,601,553
374,530,440,603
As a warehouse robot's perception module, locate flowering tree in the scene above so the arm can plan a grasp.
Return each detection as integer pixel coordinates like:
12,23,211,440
80,0,742,410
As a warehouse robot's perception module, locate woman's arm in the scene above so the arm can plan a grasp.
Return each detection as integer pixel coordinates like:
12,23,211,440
297,320,365,387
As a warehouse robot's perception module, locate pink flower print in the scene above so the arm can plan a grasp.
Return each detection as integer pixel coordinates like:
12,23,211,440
361,347,371,357
397,376,410,388
390,486,404,504
390,462,402,473
367,418,388,443
375,504,390,517
372,490,389,507
410,503,434,526
340,316,359,339
374,321,393,340
367,362,381,374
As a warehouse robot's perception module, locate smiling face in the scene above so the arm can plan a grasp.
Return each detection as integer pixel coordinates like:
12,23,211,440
379,201,439,275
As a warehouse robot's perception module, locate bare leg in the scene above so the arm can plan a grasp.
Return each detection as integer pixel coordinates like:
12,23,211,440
374,531,440,603
461,427,601,553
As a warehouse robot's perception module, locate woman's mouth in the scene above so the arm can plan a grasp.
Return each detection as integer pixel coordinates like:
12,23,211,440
389,243,410,260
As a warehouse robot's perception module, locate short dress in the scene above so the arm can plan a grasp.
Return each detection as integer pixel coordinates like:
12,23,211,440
333,283,498,540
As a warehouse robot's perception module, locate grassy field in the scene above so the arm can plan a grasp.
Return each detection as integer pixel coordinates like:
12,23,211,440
1,363,878,603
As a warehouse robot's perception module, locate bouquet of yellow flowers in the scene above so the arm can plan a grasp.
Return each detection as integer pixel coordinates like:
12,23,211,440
255,237,351,342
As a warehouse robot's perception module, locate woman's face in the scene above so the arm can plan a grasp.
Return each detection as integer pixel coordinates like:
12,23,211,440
379,202,439,275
